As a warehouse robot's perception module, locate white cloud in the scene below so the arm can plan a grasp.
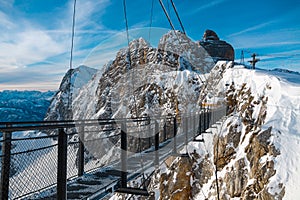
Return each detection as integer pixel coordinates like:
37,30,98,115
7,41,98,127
0,0,14,10
228,28,300,49
0,0,113,91
228,20,279,37
0,11,15,29
0,30,67,68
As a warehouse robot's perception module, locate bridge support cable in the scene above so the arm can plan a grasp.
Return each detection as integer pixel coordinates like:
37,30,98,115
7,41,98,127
117,121,149,196
192,114,196,138
67,0,77,117
158,0,176,31
0,126,12,200
148,0,155,42
138,125,146,189
57,128,68,200
170,0,186,34
184,116,188,154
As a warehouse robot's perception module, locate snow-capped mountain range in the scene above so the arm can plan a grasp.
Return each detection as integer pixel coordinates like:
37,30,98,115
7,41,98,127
0,90,55,122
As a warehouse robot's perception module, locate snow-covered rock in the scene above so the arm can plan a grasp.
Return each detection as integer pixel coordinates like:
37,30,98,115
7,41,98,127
150,62,300,200
70,32,211,162
44,65,97,121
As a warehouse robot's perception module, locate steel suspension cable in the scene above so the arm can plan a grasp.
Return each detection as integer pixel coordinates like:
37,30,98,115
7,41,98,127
170,0,186,34
148,0,155,42
158,0,176,31
122,0,138,117
122,0,146,184
123,0,130,49
70,0,76,70
68,0,77,119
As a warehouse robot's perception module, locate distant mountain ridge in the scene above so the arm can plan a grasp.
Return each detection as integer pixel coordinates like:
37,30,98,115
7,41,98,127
270,68,300,75
0,90,55,122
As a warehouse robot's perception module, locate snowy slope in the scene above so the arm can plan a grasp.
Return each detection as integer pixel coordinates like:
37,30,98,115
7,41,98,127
222,65,300,199
135,62,300,200
194,62,300,199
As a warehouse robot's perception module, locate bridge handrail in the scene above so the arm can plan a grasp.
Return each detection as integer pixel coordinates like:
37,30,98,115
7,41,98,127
0,106,227,199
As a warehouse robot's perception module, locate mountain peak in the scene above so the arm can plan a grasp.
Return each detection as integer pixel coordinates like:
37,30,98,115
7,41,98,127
129,37,151,49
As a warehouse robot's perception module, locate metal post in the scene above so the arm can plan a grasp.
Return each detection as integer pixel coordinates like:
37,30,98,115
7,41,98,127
184,116,188,146
193,113,196,137
204,111,207,130
154,121,159,167
173,117,177,154
198,112,202,135
206,108,210,130
148,121,152,148
120,121,127,188
163,122,167,141
1,127,12,200
78,125,84,177
57,128,67,200
211,109,214,125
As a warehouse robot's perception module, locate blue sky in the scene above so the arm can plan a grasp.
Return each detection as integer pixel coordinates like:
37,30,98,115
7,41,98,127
0,0,299,91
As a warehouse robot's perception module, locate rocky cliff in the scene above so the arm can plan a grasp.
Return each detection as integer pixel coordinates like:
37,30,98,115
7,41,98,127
143,61,300,200
199,29,234,63
70,32,213,158
44,65,97,121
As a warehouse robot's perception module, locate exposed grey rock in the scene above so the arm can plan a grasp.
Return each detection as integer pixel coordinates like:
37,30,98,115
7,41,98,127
45,65,97,121
199,29,235,63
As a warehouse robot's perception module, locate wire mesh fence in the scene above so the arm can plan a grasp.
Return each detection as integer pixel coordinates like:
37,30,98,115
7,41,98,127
0,132,59,199
0,106,227,199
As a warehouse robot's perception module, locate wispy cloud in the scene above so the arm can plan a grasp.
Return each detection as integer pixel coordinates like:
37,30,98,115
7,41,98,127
229,28,300,49
228,19,279,37
0,0,112,91
186,0,228,15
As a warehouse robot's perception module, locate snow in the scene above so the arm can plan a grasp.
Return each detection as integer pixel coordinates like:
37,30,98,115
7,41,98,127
193,62,300,199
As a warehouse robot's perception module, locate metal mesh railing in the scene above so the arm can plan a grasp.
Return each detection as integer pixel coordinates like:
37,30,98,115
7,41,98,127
0,133,58,199
0,106,227,199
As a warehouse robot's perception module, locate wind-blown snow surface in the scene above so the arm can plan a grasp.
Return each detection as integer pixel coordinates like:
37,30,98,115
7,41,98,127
194,62,300,199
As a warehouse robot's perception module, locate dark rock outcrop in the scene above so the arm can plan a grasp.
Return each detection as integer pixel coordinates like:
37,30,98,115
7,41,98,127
199,29,234,63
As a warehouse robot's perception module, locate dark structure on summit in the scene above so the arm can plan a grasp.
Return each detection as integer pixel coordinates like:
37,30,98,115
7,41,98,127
199,29,235,63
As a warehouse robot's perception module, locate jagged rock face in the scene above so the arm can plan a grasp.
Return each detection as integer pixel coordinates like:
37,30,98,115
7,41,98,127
151,65,285,199
210,83,284,199
94,34,209,120
45,65,97,121
199,30,234,63
203,29,220,41
159,157,193,200
224,158,248,197
199,61,233,105
70,32,211,158
159,30,215,73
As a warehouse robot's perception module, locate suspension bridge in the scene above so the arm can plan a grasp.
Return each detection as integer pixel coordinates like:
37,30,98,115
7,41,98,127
0,0,230,199
0,106,227,199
